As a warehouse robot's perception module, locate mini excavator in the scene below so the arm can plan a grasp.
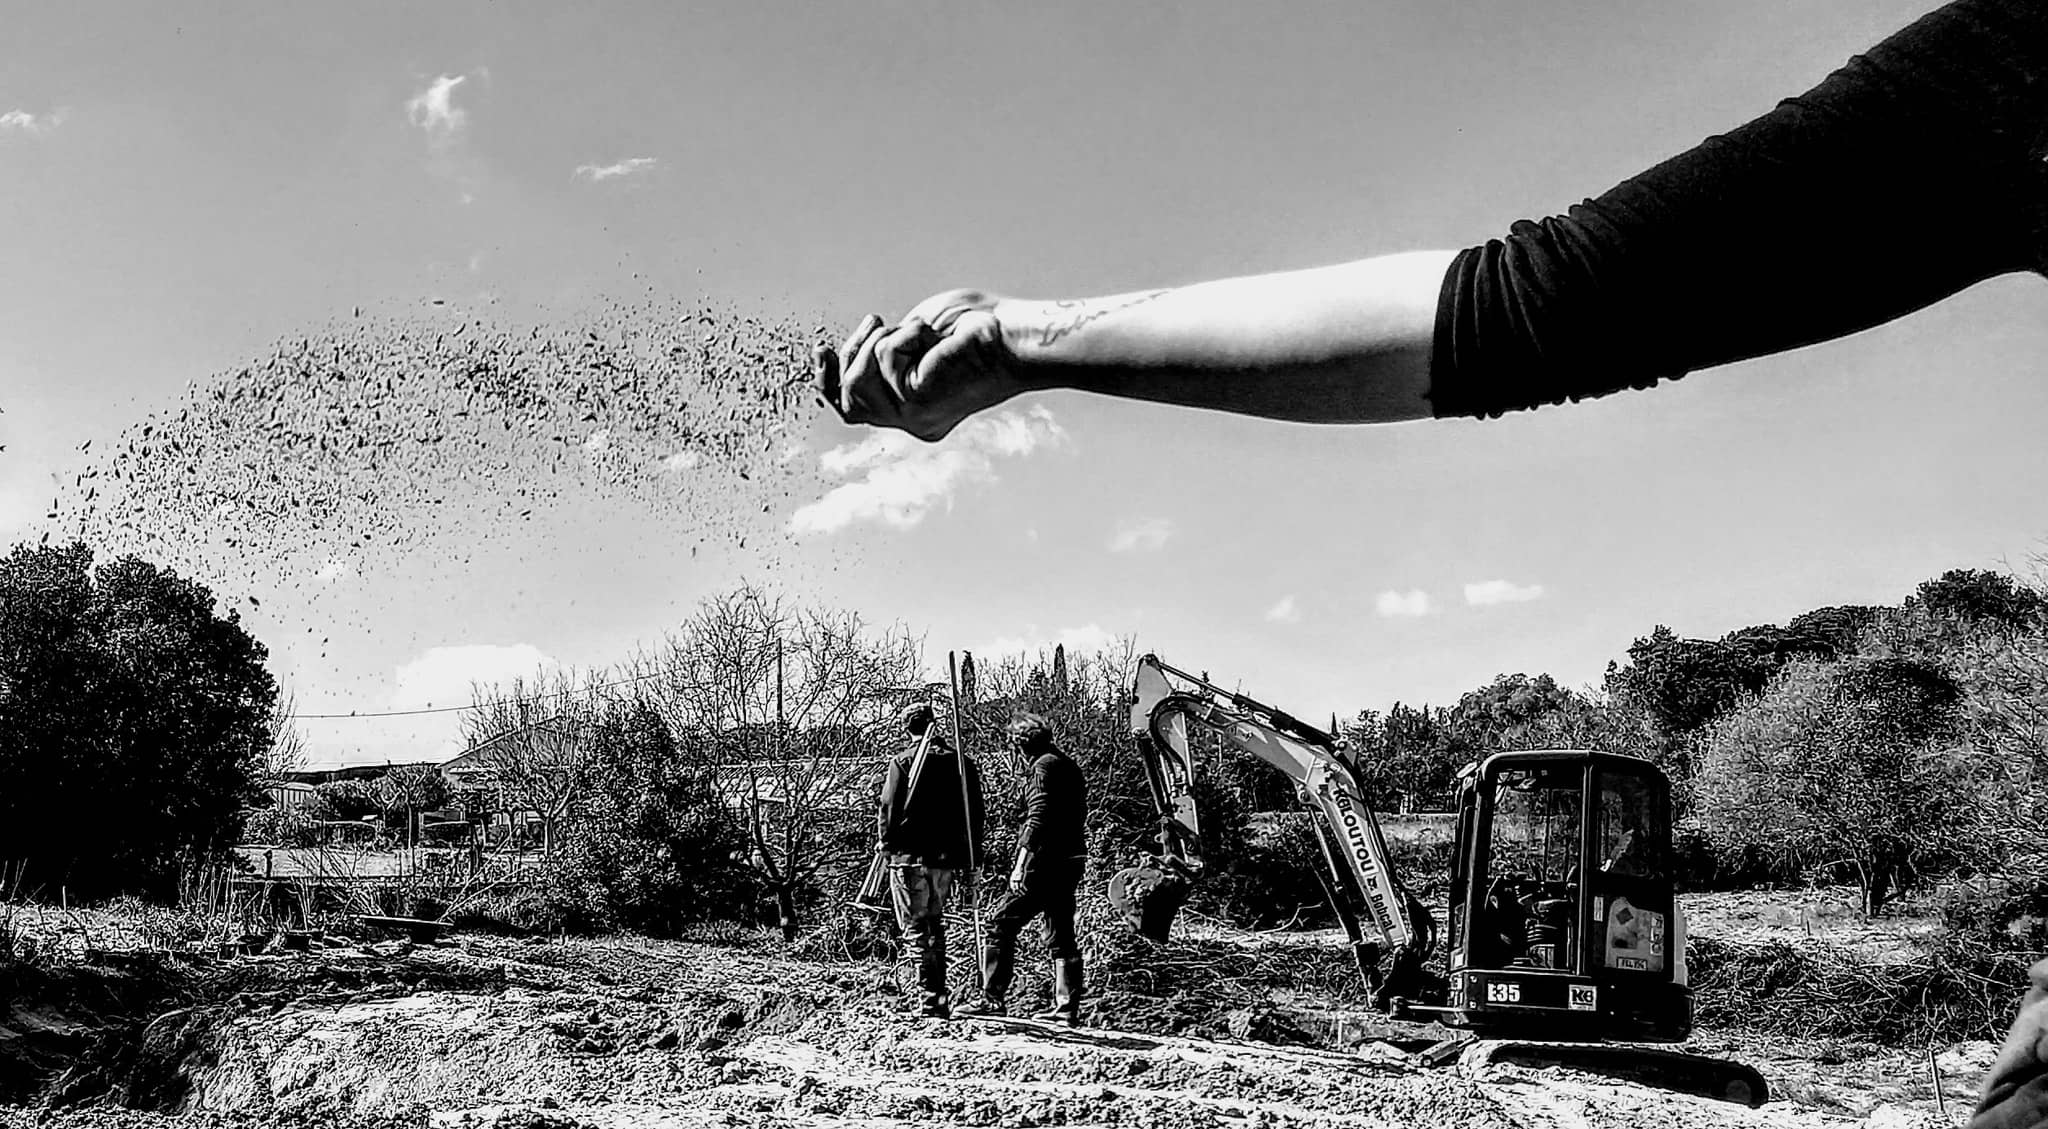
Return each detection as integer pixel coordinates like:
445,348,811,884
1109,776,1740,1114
1107,654,1768,1106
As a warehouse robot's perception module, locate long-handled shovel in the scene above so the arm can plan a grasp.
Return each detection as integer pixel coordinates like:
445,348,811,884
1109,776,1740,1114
949,651,986,984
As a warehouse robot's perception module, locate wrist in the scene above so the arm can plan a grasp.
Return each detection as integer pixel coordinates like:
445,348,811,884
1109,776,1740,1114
993,299,1079,394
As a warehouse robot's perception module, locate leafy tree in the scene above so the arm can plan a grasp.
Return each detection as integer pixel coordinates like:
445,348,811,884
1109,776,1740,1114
1605,625,1810,783
550,700,749,934
1909,568,2048,636
1785,605,1882,657
1692,656,1983,915
1448,673,1599,754
1381,702,1459,811
0,542,277,898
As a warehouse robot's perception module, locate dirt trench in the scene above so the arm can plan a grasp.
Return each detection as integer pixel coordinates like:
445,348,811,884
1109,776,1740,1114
0,935,1988,1129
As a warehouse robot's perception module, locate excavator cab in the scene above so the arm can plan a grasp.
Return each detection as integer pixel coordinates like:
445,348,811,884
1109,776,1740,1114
1442,750,1691,1042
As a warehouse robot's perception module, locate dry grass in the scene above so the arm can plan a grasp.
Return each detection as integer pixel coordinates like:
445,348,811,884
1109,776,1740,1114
1690,932,2031,1045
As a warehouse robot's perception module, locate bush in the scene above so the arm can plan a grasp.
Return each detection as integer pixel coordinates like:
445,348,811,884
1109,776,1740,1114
317,779,379,822
1941,856,2048,948
240,805,322,848
453,884,603,936
542,703,751,935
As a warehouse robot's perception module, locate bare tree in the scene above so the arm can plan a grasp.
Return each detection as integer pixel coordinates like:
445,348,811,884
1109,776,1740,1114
635,586,922,940
265,691,308,780
464,669,603,857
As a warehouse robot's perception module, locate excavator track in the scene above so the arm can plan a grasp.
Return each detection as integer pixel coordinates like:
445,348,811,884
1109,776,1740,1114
1431,1037,1768,1107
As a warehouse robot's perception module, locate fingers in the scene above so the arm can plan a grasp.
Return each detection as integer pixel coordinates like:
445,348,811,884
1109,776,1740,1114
833,315,894,424
812,345,844,420
838,313,884,372
908,327,985,401
872,317,935,400
820,299,994,436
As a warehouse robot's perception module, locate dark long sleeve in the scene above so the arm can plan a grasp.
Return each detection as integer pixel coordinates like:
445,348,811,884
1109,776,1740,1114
1019,758,1053,853
1430,0,2048,420
877,755,907,852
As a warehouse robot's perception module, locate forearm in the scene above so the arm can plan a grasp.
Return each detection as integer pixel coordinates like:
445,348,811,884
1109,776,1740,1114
994,251,1455,425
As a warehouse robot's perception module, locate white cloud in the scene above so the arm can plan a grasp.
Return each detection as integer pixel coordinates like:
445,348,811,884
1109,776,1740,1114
982,623,1119,661
1109,517,1173,554
582,428,612,454
0,109,61,137
405,74,469,138
1375,589,1433,618
391,643,558,711
663,450,702,473
574,157,658,182
1264,595,1300,623
1464,579,1545,606
791,405,1067,534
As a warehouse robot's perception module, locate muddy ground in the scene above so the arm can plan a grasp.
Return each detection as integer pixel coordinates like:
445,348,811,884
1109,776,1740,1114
0,928,1997,1129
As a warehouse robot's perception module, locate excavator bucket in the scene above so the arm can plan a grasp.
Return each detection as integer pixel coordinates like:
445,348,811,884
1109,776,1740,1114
1109,861,1189,942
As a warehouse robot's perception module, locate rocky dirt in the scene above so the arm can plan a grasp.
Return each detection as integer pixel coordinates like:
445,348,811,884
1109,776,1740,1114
0,929,1998,1129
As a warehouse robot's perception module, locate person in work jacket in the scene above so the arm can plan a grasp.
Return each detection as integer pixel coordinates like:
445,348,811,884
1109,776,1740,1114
961,711,1088,1024
876,700,985,1019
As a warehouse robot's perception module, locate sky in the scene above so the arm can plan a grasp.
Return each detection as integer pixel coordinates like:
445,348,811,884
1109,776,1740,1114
4,0,2045,768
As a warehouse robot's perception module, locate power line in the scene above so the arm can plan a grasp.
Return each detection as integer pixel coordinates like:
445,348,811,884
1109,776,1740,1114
288,668,673,720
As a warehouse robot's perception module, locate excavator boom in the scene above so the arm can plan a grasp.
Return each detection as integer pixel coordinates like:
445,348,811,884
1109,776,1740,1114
1115,654,1431,1000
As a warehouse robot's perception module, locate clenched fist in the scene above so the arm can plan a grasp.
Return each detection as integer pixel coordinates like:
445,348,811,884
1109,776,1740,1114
814,289,1024,442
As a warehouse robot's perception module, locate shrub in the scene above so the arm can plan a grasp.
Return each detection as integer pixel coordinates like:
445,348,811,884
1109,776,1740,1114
316,779,379,822
240,805,322,849
1941,853,2048,948
542,703,750,935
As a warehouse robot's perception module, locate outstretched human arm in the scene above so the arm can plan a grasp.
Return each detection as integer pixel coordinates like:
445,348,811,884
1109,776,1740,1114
816,252,1451,441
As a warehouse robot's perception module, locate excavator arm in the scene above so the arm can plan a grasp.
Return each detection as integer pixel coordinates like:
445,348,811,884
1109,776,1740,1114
1111,654,1435,1008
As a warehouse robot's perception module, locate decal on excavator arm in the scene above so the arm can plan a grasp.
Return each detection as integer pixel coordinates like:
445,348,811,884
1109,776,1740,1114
1317,779,1412,946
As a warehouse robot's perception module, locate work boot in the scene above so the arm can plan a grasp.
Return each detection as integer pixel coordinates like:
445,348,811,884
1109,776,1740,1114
916,931,951,1019
963,936,1016,1017
956,992,1007,1018
1032,958,1083,1025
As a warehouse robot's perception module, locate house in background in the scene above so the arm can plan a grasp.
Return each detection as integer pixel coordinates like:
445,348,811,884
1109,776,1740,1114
439,715,592,852
267,779,321,813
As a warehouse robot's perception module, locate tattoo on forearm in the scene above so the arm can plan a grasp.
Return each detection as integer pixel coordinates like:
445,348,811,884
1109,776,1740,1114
1037,289,1172,347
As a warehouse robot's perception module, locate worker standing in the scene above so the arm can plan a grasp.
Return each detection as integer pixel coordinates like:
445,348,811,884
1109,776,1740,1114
876,701,986,1019
962,712,1089,1024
